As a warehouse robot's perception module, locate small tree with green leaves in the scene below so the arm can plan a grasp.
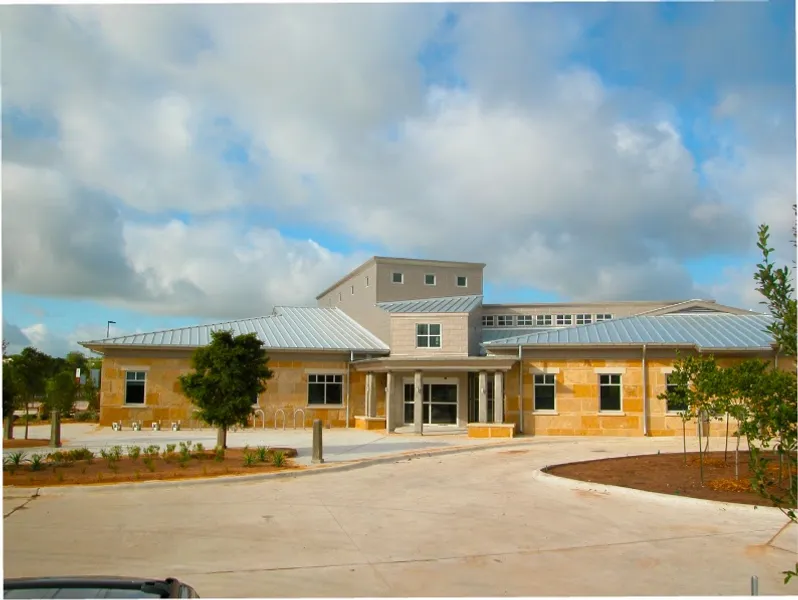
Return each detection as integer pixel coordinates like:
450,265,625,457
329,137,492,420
10,347,54,439
178,331,273,449
3,360,22,440
44,371,79,417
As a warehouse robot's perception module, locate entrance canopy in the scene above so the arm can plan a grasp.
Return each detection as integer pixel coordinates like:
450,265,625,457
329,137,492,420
351,356,518,373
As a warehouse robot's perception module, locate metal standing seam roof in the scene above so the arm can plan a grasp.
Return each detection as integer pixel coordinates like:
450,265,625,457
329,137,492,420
79,306,390,352
482,313,775,351
377,295,483,314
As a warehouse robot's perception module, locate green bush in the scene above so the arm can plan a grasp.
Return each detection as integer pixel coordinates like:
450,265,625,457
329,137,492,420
243,451,257,467
256,446,268,462
127,446,141,462
29,454,45,471
214,446,225,462
271,450,286,468
74,410,98,422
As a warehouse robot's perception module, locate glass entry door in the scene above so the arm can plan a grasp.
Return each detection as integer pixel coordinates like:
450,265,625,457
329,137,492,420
403,382,458,425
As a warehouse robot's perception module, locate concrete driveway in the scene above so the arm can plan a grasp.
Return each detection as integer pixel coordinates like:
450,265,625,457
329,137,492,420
4,438,797,597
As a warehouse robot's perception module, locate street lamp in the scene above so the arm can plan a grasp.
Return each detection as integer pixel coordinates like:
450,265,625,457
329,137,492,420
106,320,116,339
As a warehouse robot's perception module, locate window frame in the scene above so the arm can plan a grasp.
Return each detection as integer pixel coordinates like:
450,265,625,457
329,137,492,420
665,374,688,414
576,314,593,325
365,276,370,287
350,285,355,295
307,373,345,407
517,315,533,326
536,314,553,327
482,315,495,327
556,314,573,326
456,275,468,288
533,373,556,412
595,313,612,322
416,323,442,349
392,272,404,284
424,273,437,286
598,373,623,413
496,315,515,327
124,370,147,406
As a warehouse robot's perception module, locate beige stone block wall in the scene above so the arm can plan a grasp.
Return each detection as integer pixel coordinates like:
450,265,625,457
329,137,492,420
389,314,470,357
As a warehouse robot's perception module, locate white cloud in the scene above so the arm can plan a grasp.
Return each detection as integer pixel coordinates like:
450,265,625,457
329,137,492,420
0,3,793,323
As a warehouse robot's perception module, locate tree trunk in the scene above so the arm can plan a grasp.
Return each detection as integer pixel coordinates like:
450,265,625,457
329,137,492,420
24,399,30,440
4,415,13,440
735,433,740,480
682,419,687,466
724,414,730,463
216,426,227,449
698,418,704,485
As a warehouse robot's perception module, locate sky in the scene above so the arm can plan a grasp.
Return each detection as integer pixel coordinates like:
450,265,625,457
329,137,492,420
1,1,796,358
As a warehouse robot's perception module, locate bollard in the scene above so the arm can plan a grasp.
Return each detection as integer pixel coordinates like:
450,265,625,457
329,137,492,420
751,576,758,596
49,409,61,448
312,419,324,464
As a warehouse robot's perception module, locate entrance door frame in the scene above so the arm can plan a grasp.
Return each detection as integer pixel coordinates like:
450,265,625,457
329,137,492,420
401,376,459,426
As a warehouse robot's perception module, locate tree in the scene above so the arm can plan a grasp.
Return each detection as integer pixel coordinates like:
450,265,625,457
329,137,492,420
44,371,79,417
178,331,273,449
754,222,797,358
3,361,21,440
10,347,54,439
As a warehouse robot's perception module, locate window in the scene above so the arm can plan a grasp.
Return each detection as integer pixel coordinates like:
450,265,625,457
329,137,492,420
350,285,355,295
536,315,553,326
497,315,514,327
125,371,146,405
482,315,495,327
556,314,572,326
392,272,404,284
595,314,612,322
599,374,622,412
517,315,533,326
365,276,370,287
416,323,442,348
534,374,556,411
338,292,342,302
425,273,437,286
457,275,468,287
576,314,593,325
308,374,344,406
665,374,688,413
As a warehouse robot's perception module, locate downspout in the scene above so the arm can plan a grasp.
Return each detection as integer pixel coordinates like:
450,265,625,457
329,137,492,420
346,351,353,428
518,345,524,434
642,344,649,436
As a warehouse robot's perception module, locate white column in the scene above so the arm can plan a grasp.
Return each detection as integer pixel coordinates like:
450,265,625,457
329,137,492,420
494,371,504,424
478,371,488,424
366,372,376,417
414,370,424,434
385,372,395,433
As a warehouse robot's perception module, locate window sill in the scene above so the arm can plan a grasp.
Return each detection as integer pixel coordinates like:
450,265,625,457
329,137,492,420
533,410,559,415
596,411,626,416
306,405,345,410
666,411,687,416
123,404,147,408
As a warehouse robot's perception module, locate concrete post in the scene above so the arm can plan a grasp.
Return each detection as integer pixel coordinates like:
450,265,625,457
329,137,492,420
478,371,488,423
312,418,324,464
494,371,504,424
49,410,61,448
413,370,424,435
385,371,395,433
365,372,376,418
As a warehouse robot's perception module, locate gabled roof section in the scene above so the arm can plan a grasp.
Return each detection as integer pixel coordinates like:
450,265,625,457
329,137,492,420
632,299,761,317
483,313,775,351
79,307,390,353
377,295,483,314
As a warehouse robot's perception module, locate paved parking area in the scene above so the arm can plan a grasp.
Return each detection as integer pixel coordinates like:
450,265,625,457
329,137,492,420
4,436,797,597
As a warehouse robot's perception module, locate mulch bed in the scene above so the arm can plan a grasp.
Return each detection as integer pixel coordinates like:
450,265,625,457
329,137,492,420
546,451,795,508
3,439,53,449
3,447,299,487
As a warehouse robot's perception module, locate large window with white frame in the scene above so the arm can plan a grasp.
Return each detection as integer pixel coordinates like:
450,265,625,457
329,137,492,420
665,374,688,413
125,371,146,405
533,374,556,411
517,315,533,326
576,314,593,325
424,273,437,286
482,315,495,327
456,275,468,287
599,374,622,412
308,374,344,406
497,315,514,327
536,314,553,326
416,323,442,348
392,272,404,284
556,314,572,326
595,314,612,322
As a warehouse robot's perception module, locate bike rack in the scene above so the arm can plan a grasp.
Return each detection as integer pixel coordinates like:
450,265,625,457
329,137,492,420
253,408,266,430
293,408,306,430
274,408,286,431
152,421,161,431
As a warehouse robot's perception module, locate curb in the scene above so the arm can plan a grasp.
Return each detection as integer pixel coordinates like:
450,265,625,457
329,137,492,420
27,438,537,495
532,469,787,517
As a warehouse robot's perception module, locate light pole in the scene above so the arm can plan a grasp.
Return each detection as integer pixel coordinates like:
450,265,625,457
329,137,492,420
106,320,116,339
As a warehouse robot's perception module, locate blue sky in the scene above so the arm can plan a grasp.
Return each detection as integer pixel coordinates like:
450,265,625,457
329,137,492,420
2,2,795,356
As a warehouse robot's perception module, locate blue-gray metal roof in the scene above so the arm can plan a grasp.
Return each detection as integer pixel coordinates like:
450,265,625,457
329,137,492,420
79,306,390,352
483,313,775,350
481,328,556,343
377,295,482,314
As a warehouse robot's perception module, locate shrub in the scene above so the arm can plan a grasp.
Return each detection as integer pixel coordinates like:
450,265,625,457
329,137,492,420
4,451,27,474
68,448,94,462
271,450,286,468
55,471,65,483
179,441,193,453
243,451,257,467
194,442,205,454
74,410,98,422
165,443,177,455
142,457,156,473
214,446,225,462
110,446,123,461
256,446,268,462
178,455,189,469
144,445,160,459
127,446,141,462
48,451,73,467
29,454,45,472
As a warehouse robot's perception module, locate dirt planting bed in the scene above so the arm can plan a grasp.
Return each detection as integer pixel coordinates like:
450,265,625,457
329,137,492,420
3,439,53,449
3,444,299,487
546,451,794,508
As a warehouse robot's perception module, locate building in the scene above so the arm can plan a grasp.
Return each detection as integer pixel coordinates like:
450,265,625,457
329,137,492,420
79,256,782,437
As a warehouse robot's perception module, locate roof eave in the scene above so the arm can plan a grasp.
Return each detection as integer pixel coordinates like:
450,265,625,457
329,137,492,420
80,343,390,354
